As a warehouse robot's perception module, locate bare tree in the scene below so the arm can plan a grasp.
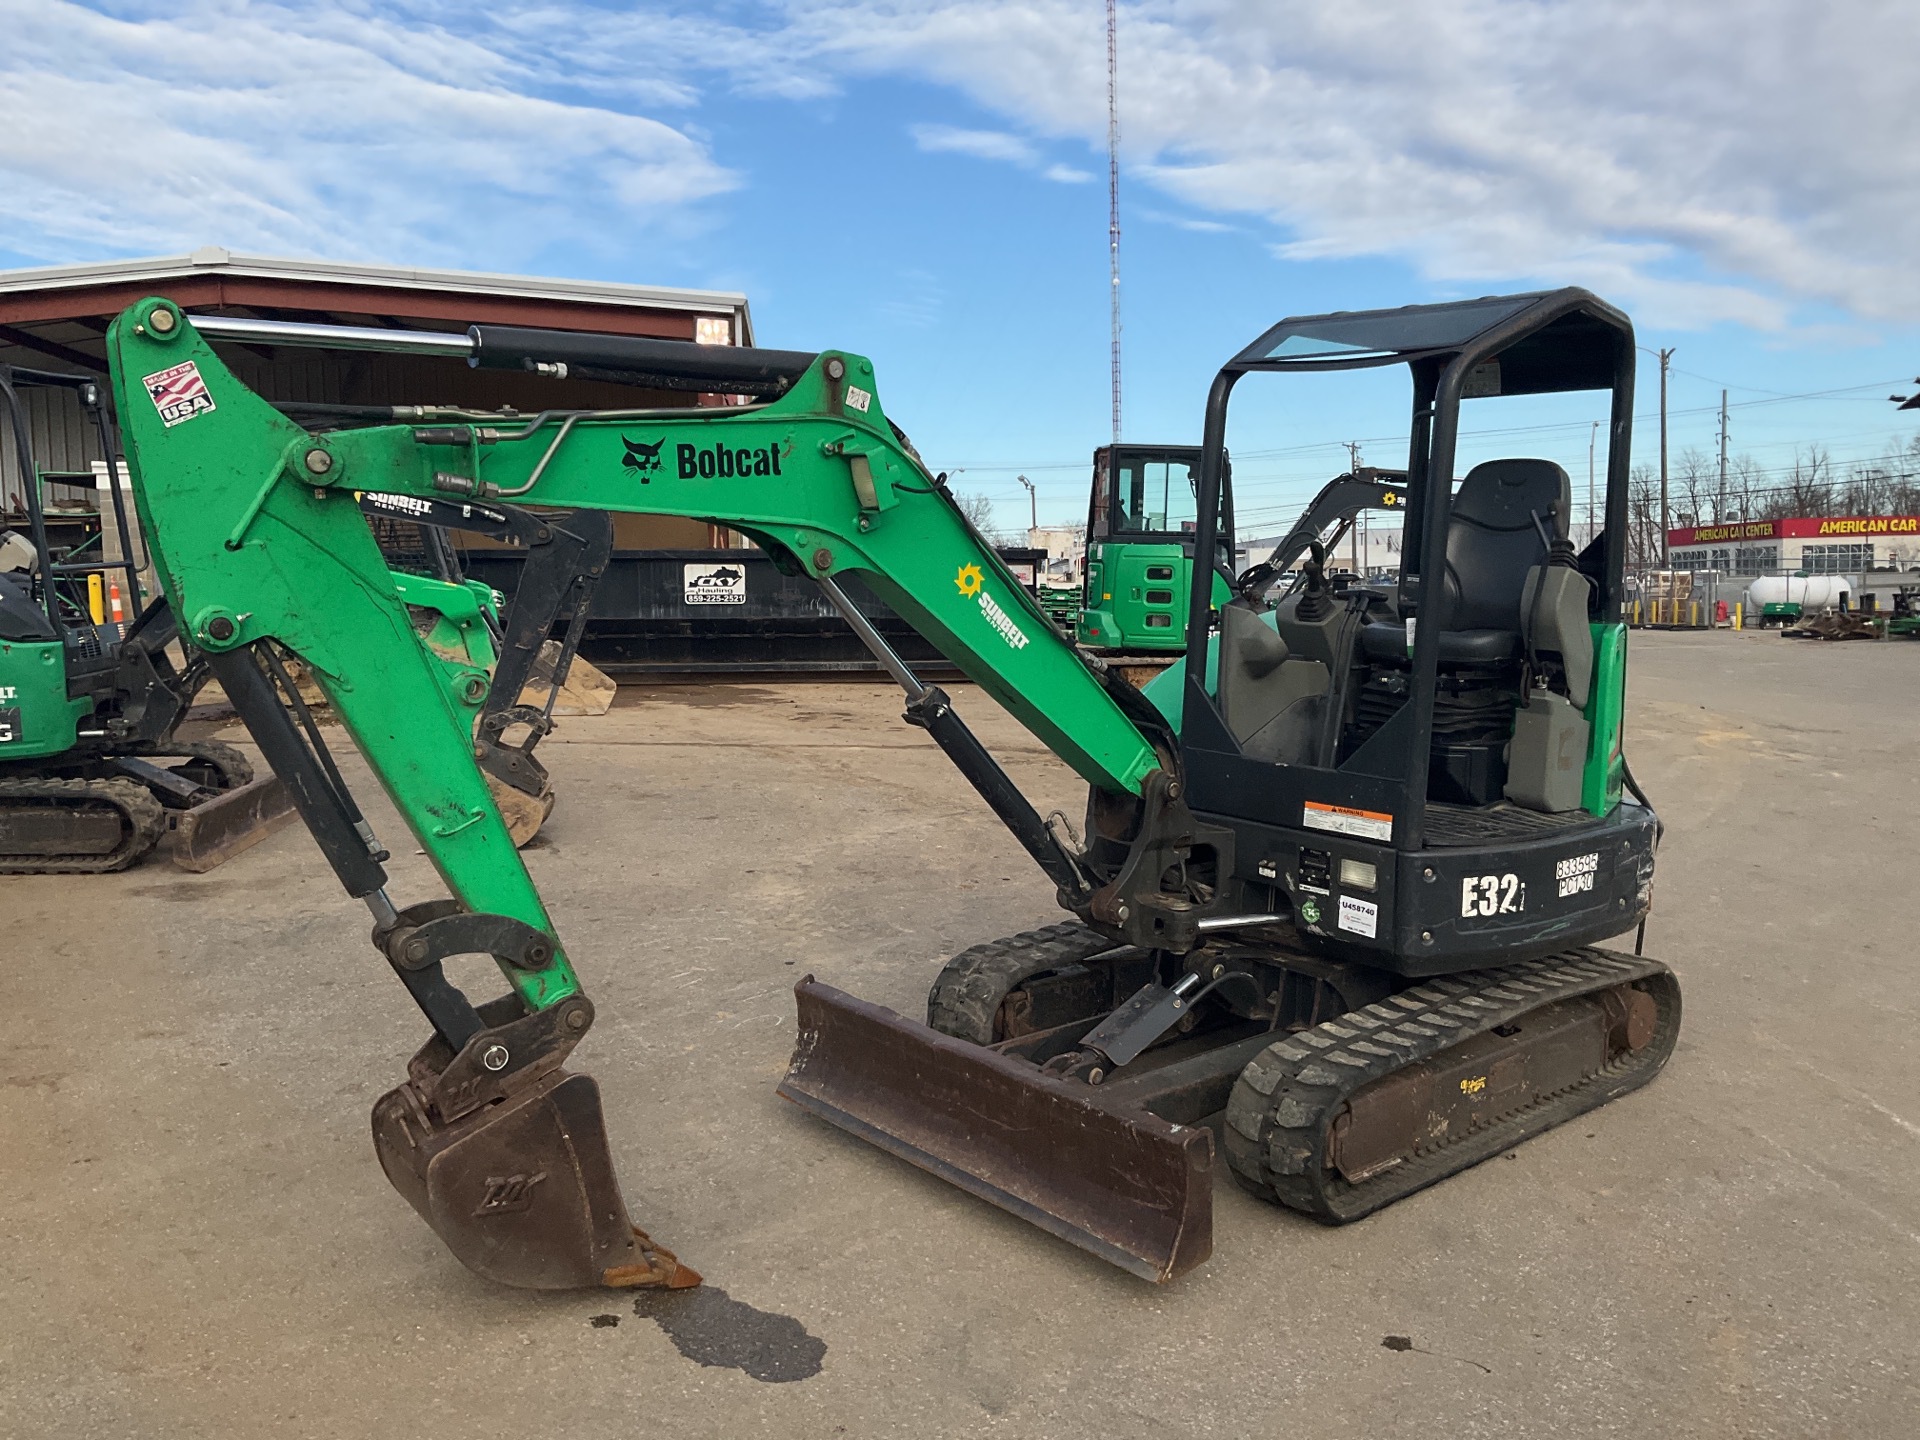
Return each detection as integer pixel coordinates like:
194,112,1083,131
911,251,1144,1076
1777,446,1834,519
1675,447,1714,527
1627,463,1659,566
1842,456,1892,515
1661,439,1920,531
1867,438,1920,515
1727,454,1762,521
953,491,1007,544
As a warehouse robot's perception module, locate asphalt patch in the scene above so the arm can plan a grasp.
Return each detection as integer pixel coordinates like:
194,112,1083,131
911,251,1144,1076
632,1286,825,1383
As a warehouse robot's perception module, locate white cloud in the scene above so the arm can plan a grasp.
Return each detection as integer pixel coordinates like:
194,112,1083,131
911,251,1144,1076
910,124,1092,185
879,267,945,328
0,0,738,267
766,0,1920,329
911,124,1039,166
1140,209,1235,235
8,1,1918,332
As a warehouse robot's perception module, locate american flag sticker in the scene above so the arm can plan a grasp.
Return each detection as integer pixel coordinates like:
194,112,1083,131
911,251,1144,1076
143,360,217,427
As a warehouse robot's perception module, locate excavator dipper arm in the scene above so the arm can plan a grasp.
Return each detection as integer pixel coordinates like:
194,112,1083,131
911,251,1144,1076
105,299,1172,1290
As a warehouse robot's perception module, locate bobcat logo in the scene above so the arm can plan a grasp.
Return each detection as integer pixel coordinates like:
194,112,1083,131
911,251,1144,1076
621,436,665,480
474,1171,548,1216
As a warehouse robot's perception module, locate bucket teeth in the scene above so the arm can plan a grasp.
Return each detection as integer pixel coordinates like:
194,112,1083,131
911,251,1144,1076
606,1227,702,1290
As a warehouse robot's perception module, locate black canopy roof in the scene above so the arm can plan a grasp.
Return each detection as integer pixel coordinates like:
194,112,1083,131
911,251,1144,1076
1228,287,1631,396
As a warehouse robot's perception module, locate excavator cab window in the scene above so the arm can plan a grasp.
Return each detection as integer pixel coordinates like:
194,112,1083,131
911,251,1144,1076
1113,453,1198,535
1089,445,1231,545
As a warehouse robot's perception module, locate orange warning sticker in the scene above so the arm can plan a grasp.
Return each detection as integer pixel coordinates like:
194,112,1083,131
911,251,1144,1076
1302,800,1394,843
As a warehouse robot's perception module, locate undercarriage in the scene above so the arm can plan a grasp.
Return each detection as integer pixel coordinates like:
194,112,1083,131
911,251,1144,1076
784,921,1679,1280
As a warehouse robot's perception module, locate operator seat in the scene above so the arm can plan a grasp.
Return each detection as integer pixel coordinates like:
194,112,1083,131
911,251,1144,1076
1359,459,1570,666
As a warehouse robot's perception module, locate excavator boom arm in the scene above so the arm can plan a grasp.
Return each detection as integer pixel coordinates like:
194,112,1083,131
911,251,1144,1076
107,300,1159,1021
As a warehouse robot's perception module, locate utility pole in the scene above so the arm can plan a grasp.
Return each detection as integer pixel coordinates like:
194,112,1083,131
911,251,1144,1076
1345,442,1363,573
1717,389,1729,522
1106,0,1122,445
1588,420,1599,548
1658,348,1673,565
1016,474,1037,534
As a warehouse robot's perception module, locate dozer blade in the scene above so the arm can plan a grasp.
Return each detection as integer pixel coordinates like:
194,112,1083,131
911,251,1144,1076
370,999,699,1291
779,977,1213,1283
168,773,298,872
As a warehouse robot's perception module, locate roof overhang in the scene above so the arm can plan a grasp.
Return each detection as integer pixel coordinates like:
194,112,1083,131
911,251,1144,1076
0,247,755,373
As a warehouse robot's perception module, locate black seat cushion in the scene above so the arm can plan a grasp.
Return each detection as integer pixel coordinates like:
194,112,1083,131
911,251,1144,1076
1436,459,1570,632
1366,459,1569,669
1360,620,1519,665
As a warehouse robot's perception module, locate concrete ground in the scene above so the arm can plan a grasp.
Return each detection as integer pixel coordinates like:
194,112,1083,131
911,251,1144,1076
5,629,1919,1438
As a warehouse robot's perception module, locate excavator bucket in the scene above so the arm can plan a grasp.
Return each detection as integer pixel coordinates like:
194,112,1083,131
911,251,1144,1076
482,771,557,849
370,1001,700,1291
780,977,1213,1283
167,773,298,872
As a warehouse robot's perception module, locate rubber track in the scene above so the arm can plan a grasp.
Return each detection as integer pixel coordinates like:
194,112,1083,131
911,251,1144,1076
0,776,167,874
1223,947,1681,1223
142,739,255,790
926,922,1130,1044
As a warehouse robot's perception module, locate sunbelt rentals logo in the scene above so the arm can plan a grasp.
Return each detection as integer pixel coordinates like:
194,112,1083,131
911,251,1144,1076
955,564,1029,652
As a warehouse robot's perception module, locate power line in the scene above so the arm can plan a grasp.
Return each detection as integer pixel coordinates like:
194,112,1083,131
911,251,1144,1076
941,377,1910,473
1634,344,1804,399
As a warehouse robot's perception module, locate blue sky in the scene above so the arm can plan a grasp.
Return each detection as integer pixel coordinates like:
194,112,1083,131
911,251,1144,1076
7,1,1919,537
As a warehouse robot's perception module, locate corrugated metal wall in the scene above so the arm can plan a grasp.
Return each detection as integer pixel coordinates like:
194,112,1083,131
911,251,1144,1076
1,383,102,513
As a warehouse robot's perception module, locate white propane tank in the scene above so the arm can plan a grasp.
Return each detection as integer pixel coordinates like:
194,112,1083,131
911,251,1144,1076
1747,574,1852,610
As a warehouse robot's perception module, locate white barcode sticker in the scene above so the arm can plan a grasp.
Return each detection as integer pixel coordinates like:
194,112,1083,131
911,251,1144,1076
1338,895,1379,939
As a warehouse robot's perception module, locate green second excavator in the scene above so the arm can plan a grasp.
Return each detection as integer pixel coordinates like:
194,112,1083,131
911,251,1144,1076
101,289,1677,1289
0,364,295,872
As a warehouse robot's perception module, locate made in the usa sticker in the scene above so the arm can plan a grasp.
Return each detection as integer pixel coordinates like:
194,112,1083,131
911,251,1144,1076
142,360,216,427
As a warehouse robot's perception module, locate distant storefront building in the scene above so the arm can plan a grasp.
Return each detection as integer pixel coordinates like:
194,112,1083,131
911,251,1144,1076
1667,517,1920,575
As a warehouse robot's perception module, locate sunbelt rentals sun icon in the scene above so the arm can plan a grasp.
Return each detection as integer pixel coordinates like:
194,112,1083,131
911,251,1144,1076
955,563,984,597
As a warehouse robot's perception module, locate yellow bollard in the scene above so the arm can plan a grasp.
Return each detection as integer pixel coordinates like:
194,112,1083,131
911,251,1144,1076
87,572,104,624
1734,602,1743,631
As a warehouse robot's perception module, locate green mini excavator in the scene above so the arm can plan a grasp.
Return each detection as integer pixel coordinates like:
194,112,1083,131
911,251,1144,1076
0,364,296,871
101,289,1678,1290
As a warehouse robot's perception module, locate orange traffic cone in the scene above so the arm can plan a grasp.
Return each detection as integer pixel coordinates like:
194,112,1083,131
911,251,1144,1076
108,579,125,630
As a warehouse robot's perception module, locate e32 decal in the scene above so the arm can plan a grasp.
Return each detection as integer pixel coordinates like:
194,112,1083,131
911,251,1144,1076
1461,873,1526,918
